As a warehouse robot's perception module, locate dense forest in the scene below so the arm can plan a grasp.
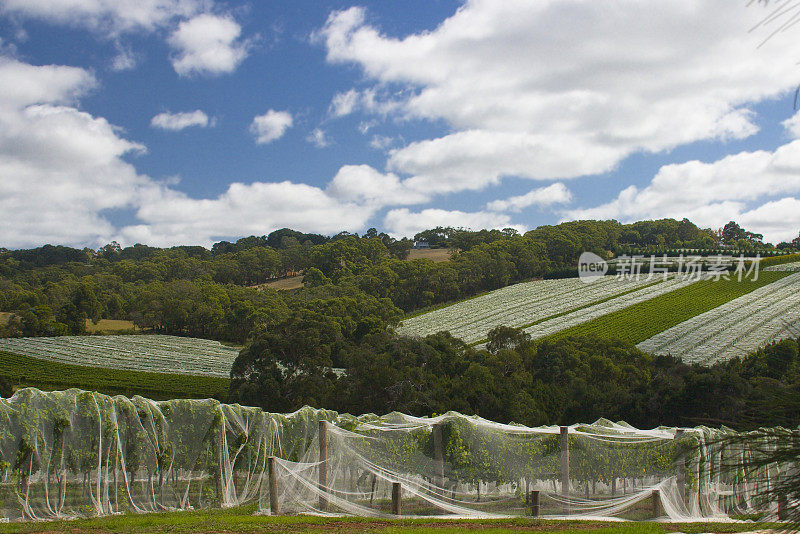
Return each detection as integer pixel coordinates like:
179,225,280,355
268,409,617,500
231,324,800,431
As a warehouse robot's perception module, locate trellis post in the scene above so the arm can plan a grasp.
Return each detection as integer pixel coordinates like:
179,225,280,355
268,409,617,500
267,456,279,515
652,489,661,518
319,420,328,511
530,489,540,517
560,426,570,513
675,429,686,506
433,423,444,488
778,493,788,520
392,482,402,515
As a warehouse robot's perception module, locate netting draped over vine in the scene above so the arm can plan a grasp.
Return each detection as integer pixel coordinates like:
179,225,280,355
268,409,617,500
0,389,793,521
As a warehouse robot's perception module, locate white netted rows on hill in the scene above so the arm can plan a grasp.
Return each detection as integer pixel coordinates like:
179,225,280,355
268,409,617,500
0,388,791,522
399,275,699,344
638,271,800,364
0,335,240,377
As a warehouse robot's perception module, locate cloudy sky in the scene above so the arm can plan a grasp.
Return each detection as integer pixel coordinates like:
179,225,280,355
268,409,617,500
2,0,800,248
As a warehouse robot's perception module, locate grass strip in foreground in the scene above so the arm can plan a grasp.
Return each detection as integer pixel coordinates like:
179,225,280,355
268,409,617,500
546,271,790,345
0,505,781,534
0,350,229,401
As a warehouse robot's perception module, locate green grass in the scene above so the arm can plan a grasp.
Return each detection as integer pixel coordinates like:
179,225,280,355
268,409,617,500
546,271,790,345
0,350,229,401
0,505,782,534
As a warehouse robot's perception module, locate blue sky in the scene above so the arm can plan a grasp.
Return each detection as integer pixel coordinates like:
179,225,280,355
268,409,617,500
2,0,800,248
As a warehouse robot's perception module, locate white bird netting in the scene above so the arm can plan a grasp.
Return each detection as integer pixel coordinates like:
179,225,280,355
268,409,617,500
0,388,794,522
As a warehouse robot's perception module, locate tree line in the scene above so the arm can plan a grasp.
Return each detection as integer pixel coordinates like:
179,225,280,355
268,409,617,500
1,218,796,343
230,322,800,432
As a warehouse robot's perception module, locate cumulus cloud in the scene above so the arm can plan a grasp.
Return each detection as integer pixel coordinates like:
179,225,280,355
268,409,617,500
0,55,453,250
117,181,377,248
151,110,213,131
487,183,572,212
0,56,438,249
383,208,518,239
564,141,800,243
168,14,249,76
389,131,624,194
782,109,800,139
326,164,428,207
0,0,201,34
250,110,293,144
738,198,800,244
0,57,151,248
318,2,800,194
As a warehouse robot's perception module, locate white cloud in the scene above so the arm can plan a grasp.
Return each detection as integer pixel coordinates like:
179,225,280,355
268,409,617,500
782,109,800,139
0,0,201,34
0,57,95,108
117,181,376,248
250,109,293,144
358,120,377,134
326,164,428,207
383,208,518,239
739,198,800,244
487,183,572,212
369,135,395,150
0,57,151,248
389,130,625,194
110,42,137,71
168,14,249,76
306,127,330,147
318,2,800,193
151,109,213,131
564,140,800,243
329,89,359,117
0,57,436,249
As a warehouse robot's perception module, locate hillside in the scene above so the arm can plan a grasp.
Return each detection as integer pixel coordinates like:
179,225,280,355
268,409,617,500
0,350,229,400
400,270,796,359
0,334,241,377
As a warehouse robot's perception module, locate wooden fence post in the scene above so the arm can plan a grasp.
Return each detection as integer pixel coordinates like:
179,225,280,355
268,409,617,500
392,482,402,515
675,429,686,506
433,423,444,488
319,420,328,511
560,426,570,514
778,493,788,520
530,489,540,517
652,489,661,518
267,456,279,515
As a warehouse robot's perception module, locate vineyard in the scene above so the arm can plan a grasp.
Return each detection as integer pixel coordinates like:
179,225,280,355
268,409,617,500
637,271,800,363
0,351,229,400
400,270,792,350
547,271,788,346
0,335,240,377
398,275,694,344
764,260,800,272
0,388,789,522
